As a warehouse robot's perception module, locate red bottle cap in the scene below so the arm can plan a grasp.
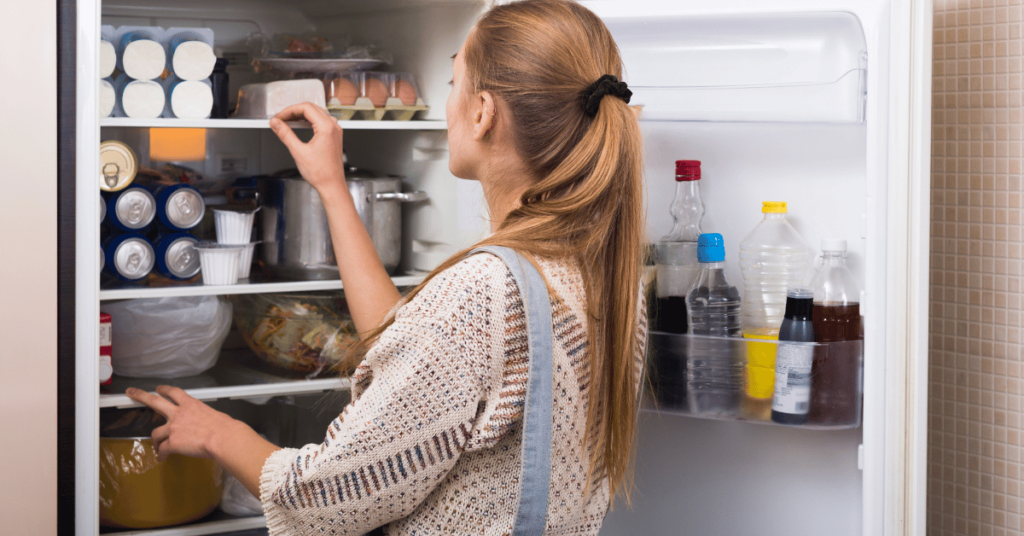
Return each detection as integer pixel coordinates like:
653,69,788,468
675,160,701,181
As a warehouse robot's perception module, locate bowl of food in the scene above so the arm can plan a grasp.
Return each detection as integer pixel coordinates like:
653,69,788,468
99,408,223,529
230,292,358,375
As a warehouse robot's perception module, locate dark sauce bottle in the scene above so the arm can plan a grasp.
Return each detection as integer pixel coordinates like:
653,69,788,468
771,288,815,425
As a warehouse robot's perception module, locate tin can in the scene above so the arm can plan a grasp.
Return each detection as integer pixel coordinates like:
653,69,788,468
100,140,138,192
154,184,206,231
154,232,201,280
108,187,156,232
104,233,155,282
100,312,113,386
100,195,107,223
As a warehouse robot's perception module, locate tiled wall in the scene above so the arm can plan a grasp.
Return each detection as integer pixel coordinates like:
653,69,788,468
929,1,1024,534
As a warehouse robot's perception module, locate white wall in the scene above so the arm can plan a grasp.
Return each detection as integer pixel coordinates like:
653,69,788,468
0,2,58,534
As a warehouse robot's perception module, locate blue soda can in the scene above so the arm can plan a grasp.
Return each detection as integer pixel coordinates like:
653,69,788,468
104,233,155,282
154,184,206,231
108,187,156,233
154,232,201,280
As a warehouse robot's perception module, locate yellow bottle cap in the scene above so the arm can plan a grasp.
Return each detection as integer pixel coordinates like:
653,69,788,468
762,201,787,213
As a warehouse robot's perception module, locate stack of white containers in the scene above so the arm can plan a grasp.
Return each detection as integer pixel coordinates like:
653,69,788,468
99,25,217,119
196,208,258,285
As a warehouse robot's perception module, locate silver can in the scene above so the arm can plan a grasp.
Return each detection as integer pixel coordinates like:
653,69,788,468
110,187,156,232
106,233,155,282
156,184,206,231
155,233,201,280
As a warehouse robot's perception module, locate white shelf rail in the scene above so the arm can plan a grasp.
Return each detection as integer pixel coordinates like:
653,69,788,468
100,377,351,409
100,515,266,536
100,274,426,300
100,118,448,130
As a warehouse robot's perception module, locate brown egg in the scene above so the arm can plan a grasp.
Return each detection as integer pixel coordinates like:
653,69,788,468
363,77,389,107
331,78,358,106
394,79,418,106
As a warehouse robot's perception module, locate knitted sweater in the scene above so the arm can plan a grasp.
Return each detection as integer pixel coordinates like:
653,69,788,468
260,252,647,536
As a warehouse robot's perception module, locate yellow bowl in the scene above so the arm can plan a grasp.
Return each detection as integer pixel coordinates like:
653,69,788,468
99,437,223,529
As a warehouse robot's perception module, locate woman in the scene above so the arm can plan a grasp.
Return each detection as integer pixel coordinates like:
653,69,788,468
127,1,646,534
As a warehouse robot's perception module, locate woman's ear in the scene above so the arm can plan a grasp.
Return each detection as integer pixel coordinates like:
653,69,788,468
472,90,497,142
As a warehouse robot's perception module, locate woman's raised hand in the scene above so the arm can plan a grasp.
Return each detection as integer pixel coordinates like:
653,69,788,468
270,103,347,197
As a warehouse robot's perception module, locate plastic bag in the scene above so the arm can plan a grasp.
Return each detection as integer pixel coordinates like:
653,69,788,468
219,471,263,517
103,296,232,378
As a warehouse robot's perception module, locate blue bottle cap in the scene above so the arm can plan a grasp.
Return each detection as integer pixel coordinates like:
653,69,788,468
697,233,726,263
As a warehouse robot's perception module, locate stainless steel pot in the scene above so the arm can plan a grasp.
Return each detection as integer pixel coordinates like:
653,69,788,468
260,167,426,280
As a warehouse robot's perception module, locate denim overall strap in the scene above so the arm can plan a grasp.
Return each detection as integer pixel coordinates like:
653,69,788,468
469,246,552,536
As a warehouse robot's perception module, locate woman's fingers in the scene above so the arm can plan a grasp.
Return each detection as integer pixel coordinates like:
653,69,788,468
126,387,178,419
156,385,193,406
151,423,171,461
269,117,305,154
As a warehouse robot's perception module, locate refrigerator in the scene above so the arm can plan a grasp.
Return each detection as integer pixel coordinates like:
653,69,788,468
60,0,932,534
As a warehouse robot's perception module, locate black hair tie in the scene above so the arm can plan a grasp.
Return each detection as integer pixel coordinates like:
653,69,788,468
581,74,632,117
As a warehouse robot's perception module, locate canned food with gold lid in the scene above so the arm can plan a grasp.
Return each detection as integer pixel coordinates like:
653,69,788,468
100,140,138,192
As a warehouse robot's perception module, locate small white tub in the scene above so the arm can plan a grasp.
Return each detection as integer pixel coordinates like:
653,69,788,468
213,208,258,245
196,243,244,286
237,243,257,280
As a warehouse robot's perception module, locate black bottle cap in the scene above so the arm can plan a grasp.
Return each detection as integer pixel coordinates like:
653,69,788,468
784,287,814,321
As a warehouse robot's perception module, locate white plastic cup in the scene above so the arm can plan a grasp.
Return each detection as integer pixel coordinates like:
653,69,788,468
196,243,244,285
213,208,257,245
237,243,256,279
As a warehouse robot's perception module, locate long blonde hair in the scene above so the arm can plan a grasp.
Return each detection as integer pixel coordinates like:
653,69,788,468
363,0,645,504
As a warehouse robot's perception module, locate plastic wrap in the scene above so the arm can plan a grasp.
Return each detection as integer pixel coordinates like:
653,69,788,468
230,292,359,377
219,471,264,517
232,80,327,119
647,332,863,429
103,296,232,378
99,408,223,529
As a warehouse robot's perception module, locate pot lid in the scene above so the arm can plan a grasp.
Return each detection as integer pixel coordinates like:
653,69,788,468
271,166,386,181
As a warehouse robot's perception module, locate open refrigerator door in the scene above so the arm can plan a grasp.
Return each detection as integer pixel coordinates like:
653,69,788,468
68,0,929,534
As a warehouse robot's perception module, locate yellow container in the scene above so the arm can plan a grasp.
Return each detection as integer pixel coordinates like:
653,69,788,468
99,437,223,529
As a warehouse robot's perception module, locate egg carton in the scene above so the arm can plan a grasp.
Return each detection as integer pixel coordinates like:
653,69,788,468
328,97,428,121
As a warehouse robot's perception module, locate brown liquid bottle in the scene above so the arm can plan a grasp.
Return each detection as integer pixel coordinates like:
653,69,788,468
807,239,863,425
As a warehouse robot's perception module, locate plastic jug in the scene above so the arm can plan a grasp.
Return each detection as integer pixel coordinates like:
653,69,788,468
738,201,813,419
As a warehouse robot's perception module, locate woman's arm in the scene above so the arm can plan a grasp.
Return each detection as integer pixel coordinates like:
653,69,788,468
125,386,277,498
269,103,402,334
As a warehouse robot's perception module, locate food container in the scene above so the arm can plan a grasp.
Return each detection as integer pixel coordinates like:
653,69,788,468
230,292,358,375
196,243,244,285
99,437,222,528
232,80,327,119
99,312,112,386
260,167,426,278
213,208,257,244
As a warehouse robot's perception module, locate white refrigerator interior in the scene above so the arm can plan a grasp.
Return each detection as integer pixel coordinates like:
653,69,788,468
73,0,929,534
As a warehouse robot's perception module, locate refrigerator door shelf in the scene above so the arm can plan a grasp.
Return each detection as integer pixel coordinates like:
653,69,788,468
647,332,863,430
603,11,868,123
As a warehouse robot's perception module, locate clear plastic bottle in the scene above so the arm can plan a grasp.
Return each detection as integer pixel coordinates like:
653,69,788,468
738,201,813,420
654,160,704,334
686,233,743,415
807,239,863,425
